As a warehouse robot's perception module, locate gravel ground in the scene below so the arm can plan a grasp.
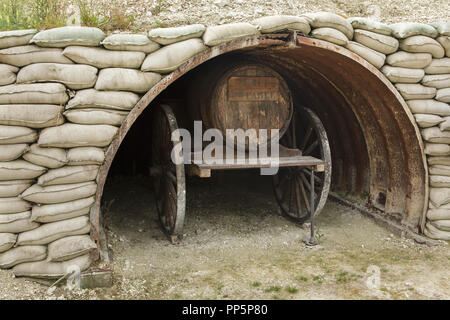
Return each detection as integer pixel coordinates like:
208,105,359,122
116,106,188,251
66,0,449,31
1,172,448,300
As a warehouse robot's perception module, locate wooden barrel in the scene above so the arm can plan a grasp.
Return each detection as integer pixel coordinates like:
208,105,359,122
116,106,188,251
188,62,293,149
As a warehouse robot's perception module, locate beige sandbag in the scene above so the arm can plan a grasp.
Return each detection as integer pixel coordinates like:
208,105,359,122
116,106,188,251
430,22,450,36
427,208,450,220
424,143,450,156
422,74,450,88
23,144,67,169
347,17,391,36
439,116,450,131
345,41,386,69
428,156,450,166
353,29,398,54
436,88,450,103
38,124,118,148
413,114,443,128
0,104,64,128
21,181,97,204
0,160,46,181
429,201,447,209
0,144,29,161
37,165,99,186
30,26,105,47
0,180,32,198
0,233,16,253
0,218,38,233
142,38,208,73
148,24,206,45
66,147,105,166
0,125,37,145
64,108,128,126
31,196,94,223
0,211,30,226
63,46,145,69
302,12,353,39
95,68,161,93
66,89,139,111
48,235,96,262
203,22,259,46
386,51,432,69
251,16,310,34
424,221,450,240
0,197,31,214
436,36,450,57
0,45,74,67
429,187,450,206
17,63,98,90
0,83,68,105
430,175,450,187
0,245,46,269
311,28,348,46
429,165,450,176
381,65,424,83
395,83,436,100
390,22,438,39
17,216,90,245
13,253,91,278
424,58,450,74
430,219,450,231
407,99,450,115
400,36,445,58
421,127,450,143
0,29,37,49
101,34,160,53
0,64,19,86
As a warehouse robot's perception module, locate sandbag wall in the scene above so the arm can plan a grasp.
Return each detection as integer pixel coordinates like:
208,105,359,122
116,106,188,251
0,12,448,280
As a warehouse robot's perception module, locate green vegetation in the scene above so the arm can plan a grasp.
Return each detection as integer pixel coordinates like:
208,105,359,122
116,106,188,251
0,0,66,30
264,285,281,293
285,286,298,293
251,281,261,287
0,0,135,31
297,276,308,282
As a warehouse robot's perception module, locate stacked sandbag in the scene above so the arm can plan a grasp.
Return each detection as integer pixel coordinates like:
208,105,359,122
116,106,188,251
0,26,118,277
301,12,352,47
344,17,394,69
386,23,450,240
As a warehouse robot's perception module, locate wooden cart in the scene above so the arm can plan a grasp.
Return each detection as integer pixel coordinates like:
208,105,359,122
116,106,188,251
150,62,331,244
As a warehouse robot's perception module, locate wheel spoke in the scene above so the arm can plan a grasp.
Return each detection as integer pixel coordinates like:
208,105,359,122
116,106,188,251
300,125,313,150
297,175,311,213
304,139,319,156
294,175,303,217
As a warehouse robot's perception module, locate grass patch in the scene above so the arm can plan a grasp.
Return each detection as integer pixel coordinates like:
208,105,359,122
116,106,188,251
264,285,281,293
77,0,135,31
251,281,261,288
0,0,135,31
0,0,66,30
285,286,298,293
297,276,308,282
312,275,323,284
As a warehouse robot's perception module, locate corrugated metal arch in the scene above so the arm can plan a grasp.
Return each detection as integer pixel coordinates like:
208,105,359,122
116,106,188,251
90,34,427,257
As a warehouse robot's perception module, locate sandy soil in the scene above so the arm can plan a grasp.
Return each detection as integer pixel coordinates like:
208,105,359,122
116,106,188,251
1,171,448,300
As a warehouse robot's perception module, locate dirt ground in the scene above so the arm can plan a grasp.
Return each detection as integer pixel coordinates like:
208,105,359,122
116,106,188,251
0,171,449,300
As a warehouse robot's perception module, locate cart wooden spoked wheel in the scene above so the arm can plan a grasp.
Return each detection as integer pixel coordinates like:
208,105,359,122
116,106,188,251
151,104,186,244
273,107,332,224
